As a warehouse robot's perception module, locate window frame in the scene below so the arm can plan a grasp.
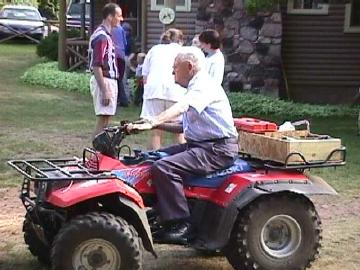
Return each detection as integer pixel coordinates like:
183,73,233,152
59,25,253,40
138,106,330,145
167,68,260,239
150,0,192,12
287,0,329,15
344,2,360,33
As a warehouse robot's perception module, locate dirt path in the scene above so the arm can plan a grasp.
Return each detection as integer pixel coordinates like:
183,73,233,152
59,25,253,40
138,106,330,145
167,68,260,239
0,187,359,270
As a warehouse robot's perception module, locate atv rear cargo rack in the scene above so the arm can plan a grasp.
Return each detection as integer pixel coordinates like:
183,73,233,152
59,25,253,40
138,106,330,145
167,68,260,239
241,147,346,171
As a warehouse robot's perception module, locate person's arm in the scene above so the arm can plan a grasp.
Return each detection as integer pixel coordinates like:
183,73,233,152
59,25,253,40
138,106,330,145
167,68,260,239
91,36,111,106
129,100,189,131
93,66,110,106
208,52,225,85
152,101,189,126
141,49,152,85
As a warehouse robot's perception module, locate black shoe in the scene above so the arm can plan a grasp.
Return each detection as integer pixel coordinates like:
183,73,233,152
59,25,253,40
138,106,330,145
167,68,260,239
154,221,193,245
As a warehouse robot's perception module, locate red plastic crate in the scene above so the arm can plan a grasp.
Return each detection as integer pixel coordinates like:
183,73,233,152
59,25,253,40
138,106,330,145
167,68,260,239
233,117,278,133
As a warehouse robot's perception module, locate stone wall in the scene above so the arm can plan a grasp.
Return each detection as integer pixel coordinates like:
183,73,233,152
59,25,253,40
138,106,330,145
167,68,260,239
196,0,282,97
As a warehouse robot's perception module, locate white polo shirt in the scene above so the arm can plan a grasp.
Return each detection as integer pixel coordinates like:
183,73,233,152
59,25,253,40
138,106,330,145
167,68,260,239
142,43,186,102
205,49,225,85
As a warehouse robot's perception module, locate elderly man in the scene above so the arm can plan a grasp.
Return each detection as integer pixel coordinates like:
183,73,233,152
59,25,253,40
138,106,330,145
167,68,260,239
130,51,238,244
88,3,123,138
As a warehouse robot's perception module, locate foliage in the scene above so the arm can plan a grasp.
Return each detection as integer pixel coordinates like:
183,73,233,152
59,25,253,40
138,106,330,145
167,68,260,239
22,62,91,94
37,0,59,19
0,0,37,7
245,0,279,14
228,92,358,118
36,29,81,61
36,31,58,60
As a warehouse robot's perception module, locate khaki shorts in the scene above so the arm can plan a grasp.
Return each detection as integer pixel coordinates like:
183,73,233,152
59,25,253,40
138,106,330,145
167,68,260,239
90,76,118,116
140,98,182,122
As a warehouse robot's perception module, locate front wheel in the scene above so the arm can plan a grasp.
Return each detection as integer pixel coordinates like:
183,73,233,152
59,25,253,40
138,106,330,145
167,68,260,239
224,194,321,270
23,213,51,265
51,212,143,270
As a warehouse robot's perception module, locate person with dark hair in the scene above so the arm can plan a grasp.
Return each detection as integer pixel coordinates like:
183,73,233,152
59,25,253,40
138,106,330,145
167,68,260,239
140,28,186,150
198,29,225,85
88,3,123,138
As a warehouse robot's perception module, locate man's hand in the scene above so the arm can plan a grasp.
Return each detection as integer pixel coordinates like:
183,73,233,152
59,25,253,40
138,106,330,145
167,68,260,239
101,88,111,106
126,119,154,132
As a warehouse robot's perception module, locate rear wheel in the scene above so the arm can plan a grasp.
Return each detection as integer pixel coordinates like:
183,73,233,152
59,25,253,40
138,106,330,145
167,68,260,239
224,194,321,270
23,213,51,265
51,212,143,270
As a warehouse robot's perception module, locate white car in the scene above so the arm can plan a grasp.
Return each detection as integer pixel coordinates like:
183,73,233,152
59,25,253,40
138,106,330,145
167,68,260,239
0,5,46,40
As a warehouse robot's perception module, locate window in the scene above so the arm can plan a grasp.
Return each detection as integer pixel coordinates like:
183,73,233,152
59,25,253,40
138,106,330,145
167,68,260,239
287,0,329,15
150,0,191,12
344,0,360,33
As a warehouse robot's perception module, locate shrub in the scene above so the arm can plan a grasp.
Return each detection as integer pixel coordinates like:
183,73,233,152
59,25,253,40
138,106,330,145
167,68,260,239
36,32,58,61
22,62,91,94
36,29,81,61
245,0,279,14
228,92,358,118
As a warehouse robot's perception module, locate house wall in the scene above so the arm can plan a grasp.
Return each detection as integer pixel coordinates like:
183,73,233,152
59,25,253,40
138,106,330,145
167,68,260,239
195,0,283,97
145,0,198,51
282,1,360,104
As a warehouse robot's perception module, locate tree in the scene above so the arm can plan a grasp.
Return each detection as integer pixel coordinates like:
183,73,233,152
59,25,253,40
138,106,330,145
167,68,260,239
37,0,59,19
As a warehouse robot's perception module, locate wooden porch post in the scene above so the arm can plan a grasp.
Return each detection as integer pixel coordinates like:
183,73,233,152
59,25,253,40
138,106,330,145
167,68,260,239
58,0,67,71
141,0,147,52
80,0,86,39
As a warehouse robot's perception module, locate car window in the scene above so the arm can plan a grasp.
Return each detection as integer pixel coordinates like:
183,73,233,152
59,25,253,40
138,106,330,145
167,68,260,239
0,8,41,21
67,3,90,18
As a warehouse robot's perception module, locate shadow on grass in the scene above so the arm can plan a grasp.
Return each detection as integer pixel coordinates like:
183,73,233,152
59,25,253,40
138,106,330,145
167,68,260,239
0,245,232,270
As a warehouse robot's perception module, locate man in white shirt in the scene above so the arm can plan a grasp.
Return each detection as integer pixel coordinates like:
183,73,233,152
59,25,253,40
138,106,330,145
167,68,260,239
129,51,238,244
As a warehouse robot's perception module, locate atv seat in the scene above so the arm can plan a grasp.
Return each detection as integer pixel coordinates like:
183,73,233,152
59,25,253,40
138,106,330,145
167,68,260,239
185,158,253,188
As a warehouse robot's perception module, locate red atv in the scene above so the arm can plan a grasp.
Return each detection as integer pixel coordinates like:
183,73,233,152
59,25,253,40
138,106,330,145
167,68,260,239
8,121,346,270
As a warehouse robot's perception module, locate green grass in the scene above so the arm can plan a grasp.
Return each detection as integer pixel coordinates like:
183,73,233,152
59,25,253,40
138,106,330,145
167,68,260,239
0,42,359,195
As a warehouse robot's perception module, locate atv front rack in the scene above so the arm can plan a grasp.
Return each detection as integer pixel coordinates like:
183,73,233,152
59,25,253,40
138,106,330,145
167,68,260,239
8,157,118,211
7,157,118,182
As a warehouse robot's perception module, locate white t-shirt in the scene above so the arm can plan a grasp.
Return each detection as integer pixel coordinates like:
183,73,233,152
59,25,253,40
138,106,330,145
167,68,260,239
142,43,186,102
205,49,225,85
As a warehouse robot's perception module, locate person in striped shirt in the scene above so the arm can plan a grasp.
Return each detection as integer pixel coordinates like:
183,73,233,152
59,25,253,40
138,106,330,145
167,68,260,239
88,3,123,138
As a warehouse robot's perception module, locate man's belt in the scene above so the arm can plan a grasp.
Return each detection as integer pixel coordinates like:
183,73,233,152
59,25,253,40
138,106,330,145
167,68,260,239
187,137,238,144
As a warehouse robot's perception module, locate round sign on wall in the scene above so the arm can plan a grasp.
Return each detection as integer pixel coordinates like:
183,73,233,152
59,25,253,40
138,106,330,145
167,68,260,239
159,7,175,25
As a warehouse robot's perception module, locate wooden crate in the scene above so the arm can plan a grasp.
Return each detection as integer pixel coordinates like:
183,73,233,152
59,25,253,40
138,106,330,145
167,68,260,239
238,130,343,164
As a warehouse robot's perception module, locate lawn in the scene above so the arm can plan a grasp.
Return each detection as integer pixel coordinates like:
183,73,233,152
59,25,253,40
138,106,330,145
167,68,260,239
0,43,359,270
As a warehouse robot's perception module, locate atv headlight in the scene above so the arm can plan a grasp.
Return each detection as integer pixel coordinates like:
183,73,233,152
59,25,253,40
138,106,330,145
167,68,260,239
92,131,117,158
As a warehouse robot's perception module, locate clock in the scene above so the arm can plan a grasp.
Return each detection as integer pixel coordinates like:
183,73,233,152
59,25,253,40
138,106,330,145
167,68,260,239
159,7,175,25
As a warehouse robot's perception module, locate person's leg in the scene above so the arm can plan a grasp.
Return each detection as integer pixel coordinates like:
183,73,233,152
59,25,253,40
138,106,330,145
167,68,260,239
91,78,118,139
117,79,128,106
141,99,166,150
93,115,111,139
173,133,186,144
117,57,129,106
151,142,234,222
149,129,163,150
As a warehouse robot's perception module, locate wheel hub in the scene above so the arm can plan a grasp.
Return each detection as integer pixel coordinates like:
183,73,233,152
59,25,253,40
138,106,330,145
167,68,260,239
72,238,121,270
261,215,302,258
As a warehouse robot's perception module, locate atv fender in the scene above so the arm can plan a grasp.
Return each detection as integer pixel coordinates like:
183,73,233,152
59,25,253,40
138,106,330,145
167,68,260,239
193,174,336,251
117,196,157,258
192,187,266,251
255,173,338,195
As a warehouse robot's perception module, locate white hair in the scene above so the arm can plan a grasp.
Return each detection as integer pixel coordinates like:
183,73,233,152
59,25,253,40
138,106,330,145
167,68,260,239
177,46,206,72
